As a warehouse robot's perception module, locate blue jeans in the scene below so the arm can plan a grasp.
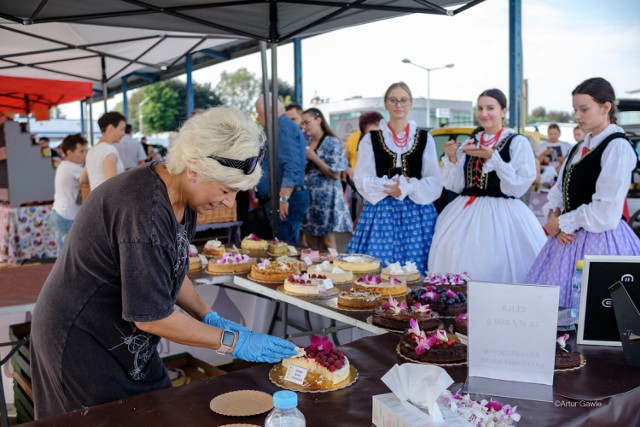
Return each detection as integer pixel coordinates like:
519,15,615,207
51,210,74,252
264,189,310,245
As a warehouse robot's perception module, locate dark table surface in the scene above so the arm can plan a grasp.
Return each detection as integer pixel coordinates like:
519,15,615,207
20,332,640,427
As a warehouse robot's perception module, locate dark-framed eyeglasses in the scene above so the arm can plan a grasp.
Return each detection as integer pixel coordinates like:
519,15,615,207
208,143,266,175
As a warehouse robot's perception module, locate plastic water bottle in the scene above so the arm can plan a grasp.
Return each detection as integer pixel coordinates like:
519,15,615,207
569,260,584,324
264,390,306,427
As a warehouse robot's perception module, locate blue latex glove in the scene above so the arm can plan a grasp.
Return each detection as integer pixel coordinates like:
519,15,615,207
232,331,297,363
202,312,250,333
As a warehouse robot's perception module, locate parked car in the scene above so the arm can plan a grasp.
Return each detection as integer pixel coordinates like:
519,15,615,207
429,126,548,158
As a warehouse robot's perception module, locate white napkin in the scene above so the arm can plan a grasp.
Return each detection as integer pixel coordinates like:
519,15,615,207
381,363,453,423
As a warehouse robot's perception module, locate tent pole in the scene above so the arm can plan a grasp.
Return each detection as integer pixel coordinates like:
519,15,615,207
101,55,108,112
88,98,95,146
122,76,129,121
269,43,280,240
80,99,86,137
508,0,523,132
260,41,277,238
186,53,194,117
293,38,302,105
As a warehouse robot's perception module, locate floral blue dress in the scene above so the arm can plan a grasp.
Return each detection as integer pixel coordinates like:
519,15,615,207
302,135,353,237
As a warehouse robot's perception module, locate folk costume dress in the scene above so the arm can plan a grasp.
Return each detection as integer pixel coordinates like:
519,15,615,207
525,124,640,307
346,120,442,274
428,128,546,283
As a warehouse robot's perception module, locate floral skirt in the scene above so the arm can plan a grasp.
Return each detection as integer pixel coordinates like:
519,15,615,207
525,220,640,308
346,197,437,274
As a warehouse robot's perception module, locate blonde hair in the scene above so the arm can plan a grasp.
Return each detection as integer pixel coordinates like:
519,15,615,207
384,82,413,102
165,107,264,191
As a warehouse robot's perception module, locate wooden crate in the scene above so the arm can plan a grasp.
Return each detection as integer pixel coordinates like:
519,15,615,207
197,202,237,224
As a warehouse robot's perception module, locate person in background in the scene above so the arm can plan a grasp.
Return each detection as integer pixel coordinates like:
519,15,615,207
535,123,572,188
115,123,146,170
429,88,546,283
573,125,585,143
255,96,310,244
300,108,353,251
146,144,163,162
343,111,384,224
526,77,640,307
85,111,126,189
30,107,296,419
50,134,88,251
285,103,304,127
347,82,442,273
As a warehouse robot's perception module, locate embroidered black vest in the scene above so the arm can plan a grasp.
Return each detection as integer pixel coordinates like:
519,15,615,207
562,132,632,214
370,129,427,178
460,134,518,199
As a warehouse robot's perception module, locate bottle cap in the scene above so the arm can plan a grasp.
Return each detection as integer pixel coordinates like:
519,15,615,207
576,259,584,271
273,390,297,409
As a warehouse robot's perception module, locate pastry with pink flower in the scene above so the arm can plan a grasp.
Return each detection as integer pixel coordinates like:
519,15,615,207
406,285,467,317
423,271,470,294
240,233,268,251
372,296,440,330
399,319,467,364
282,336,350,384
206,252,256,274
352,274,407,296
555,333,582,369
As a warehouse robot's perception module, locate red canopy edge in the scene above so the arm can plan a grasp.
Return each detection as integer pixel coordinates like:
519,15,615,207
0,75,93,120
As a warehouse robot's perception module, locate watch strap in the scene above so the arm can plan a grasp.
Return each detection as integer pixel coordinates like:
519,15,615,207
216,329,236,355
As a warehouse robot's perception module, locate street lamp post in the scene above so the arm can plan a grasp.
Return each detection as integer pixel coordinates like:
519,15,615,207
138,96,151,136
402,59,454,128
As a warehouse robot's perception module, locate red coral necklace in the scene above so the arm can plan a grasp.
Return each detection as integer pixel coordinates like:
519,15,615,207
480,128,504,149
388,123,410,148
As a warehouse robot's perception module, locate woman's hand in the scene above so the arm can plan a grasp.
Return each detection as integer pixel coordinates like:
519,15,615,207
544,212,561,237
383,177,401,198
462,144,493,160
306,149,319,163
556,232,576,244
232,331,297,363
444,139,458,164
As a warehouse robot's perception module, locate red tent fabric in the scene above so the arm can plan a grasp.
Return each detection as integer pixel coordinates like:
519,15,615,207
0,75,93,120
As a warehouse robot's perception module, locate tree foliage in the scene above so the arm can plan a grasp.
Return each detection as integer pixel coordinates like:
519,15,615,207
215,67,297,114
114,79,221,133
527,105,573,124
216,68,262,114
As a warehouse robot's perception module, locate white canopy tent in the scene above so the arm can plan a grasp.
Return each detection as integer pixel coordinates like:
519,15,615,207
0,0,489,235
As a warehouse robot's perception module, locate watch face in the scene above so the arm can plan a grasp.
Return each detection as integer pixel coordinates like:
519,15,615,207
221,330,235,346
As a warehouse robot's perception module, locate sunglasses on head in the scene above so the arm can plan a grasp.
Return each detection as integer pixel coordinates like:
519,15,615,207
208,143,266,175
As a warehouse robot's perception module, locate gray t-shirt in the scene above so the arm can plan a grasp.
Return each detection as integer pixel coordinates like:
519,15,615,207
31,162,197,418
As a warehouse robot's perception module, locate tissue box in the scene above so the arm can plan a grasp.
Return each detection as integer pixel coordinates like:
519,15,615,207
372,393,471,427
372,393,431,427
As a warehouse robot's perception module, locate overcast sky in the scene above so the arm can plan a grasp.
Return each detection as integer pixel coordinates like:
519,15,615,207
63,0,640,119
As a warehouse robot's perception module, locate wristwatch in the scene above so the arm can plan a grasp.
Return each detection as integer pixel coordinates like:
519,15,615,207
216,329,236,355
279,195,290,203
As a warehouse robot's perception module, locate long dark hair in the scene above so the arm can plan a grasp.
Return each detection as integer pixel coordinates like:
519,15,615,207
303,108,338,138
572,77,617,122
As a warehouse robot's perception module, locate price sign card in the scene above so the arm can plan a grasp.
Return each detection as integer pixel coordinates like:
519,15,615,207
284,364,308,385
467,281,559,385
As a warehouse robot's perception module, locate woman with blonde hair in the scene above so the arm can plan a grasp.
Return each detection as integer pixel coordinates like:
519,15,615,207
347,82,443,273
30,107,296,419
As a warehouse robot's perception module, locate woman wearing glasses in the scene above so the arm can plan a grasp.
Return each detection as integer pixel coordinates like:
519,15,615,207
300,108,353,251
30,108,296,419
347,82,443,274
428,88,546,283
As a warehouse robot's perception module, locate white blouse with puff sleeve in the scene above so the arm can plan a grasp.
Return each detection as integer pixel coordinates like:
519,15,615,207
354,120,442,206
